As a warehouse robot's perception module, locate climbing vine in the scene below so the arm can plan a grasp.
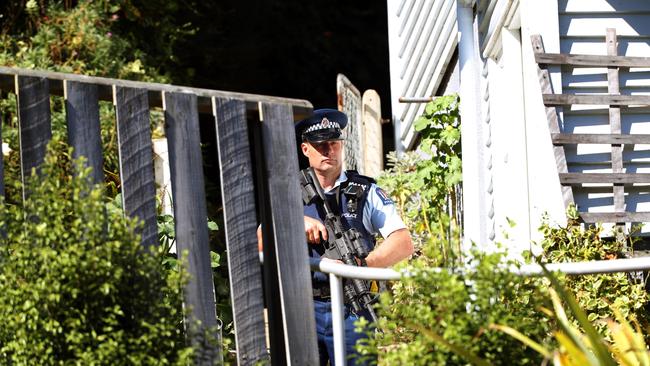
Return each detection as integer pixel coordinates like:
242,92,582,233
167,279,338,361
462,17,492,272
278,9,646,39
377,94,461,265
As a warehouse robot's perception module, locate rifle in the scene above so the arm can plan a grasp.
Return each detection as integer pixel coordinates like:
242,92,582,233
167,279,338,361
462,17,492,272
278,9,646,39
300,167,379,323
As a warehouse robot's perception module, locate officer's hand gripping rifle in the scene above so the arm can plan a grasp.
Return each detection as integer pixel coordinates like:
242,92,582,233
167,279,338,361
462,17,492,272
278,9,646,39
300,167,379,323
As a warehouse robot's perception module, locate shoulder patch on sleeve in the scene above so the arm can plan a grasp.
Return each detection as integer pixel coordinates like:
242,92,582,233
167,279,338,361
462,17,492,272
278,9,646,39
375,187,394,205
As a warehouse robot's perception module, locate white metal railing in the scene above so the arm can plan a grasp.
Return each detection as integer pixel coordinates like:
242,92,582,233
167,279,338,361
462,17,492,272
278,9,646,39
312,256,650,365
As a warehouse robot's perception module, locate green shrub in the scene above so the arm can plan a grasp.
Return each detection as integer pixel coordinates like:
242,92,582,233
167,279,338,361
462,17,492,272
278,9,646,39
493,268,649,365
0,145,194,365
357,246,553,365
537,212,650,342
363,214,650,365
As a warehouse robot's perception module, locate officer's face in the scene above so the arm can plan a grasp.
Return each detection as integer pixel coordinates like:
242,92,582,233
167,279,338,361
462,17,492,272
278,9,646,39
301,140,343,173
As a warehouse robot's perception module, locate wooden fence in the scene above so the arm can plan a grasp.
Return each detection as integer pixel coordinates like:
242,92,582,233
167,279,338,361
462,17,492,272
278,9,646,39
0,66,319,365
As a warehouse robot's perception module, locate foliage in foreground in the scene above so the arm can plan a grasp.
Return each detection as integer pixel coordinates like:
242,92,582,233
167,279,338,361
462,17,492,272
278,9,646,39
360,212,650,365
537,212,650,342
357,246,553,365
0,147,194,365
494,265,650,365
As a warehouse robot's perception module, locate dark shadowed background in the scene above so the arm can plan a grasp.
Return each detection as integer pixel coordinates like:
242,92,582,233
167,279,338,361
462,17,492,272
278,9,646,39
163,0,396,158
169,1,392,122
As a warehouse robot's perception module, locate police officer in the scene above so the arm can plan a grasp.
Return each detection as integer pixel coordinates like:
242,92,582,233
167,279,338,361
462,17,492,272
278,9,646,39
295,108,413,366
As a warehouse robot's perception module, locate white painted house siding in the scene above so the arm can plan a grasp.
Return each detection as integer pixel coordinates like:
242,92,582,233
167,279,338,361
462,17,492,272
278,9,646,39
519,0,567,248
483,28,533,251
557,0,650,227
386,0,650,250
386,0,458,151
476,0,533,253
479,0,650,245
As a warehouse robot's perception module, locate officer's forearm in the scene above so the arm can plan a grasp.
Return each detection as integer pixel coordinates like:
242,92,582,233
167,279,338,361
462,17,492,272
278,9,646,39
365,228,414,267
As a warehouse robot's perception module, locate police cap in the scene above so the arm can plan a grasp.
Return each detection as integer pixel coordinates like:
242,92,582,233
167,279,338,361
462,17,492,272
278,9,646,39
295,108,348,143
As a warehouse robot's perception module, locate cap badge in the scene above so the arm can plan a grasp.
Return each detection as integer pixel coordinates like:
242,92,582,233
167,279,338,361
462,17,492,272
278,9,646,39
304,118,341,133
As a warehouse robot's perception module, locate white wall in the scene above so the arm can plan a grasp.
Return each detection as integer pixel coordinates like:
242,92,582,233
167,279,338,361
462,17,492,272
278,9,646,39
488,27,533,254
388,0,650,253
519,0,568,248
386,0,458,151
473,0,549,253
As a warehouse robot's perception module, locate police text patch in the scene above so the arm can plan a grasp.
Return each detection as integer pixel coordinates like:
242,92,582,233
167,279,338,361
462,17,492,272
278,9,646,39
376,187,394,205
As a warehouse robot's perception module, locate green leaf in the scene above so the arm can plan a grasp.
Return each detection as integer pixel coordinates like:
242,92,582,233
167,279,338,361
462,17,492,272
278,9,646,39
441,126,461,146
210,251,221,269
414,116,431,131
424,101,436,115
490,324,552,359
207,220,219,231
419,139,433,154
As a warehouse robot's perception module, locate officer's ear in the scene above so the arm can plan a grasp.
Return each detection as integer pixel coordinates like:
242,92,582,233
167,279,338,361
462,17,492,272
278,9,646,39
301,142,310,156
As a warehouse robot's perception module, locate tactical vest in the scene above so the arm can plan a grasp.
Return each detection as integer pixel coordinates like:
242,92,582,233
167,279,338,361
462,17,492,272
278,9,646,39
304,170,376,284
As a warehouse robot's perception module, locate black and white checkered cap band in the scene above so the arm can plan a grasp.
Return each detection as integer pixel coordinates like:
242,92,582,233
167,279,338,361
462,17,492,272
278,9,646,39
304,117,341,133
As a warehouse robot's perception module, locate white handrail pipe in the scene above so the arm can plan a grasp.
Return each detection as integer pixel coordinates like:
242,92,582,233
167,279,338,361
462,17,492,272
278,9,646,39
329,273,346,366
311,257,650,279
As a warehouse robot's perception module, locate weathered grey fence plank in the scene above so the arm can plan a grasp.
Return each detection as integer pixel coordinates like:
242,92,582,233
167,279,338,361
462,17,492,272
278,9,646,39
213,97,268,365
580,212,650,224
534,52,650,68
16,75,52,195
114,86,158,249
560,173,650,185
551,133,650,145
254,115,286,364
260,102,318,365
531,35,574,207
543,94,650,106
164,91,221,365
606,29,625,218
0,66,312,116
65,80,104,184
